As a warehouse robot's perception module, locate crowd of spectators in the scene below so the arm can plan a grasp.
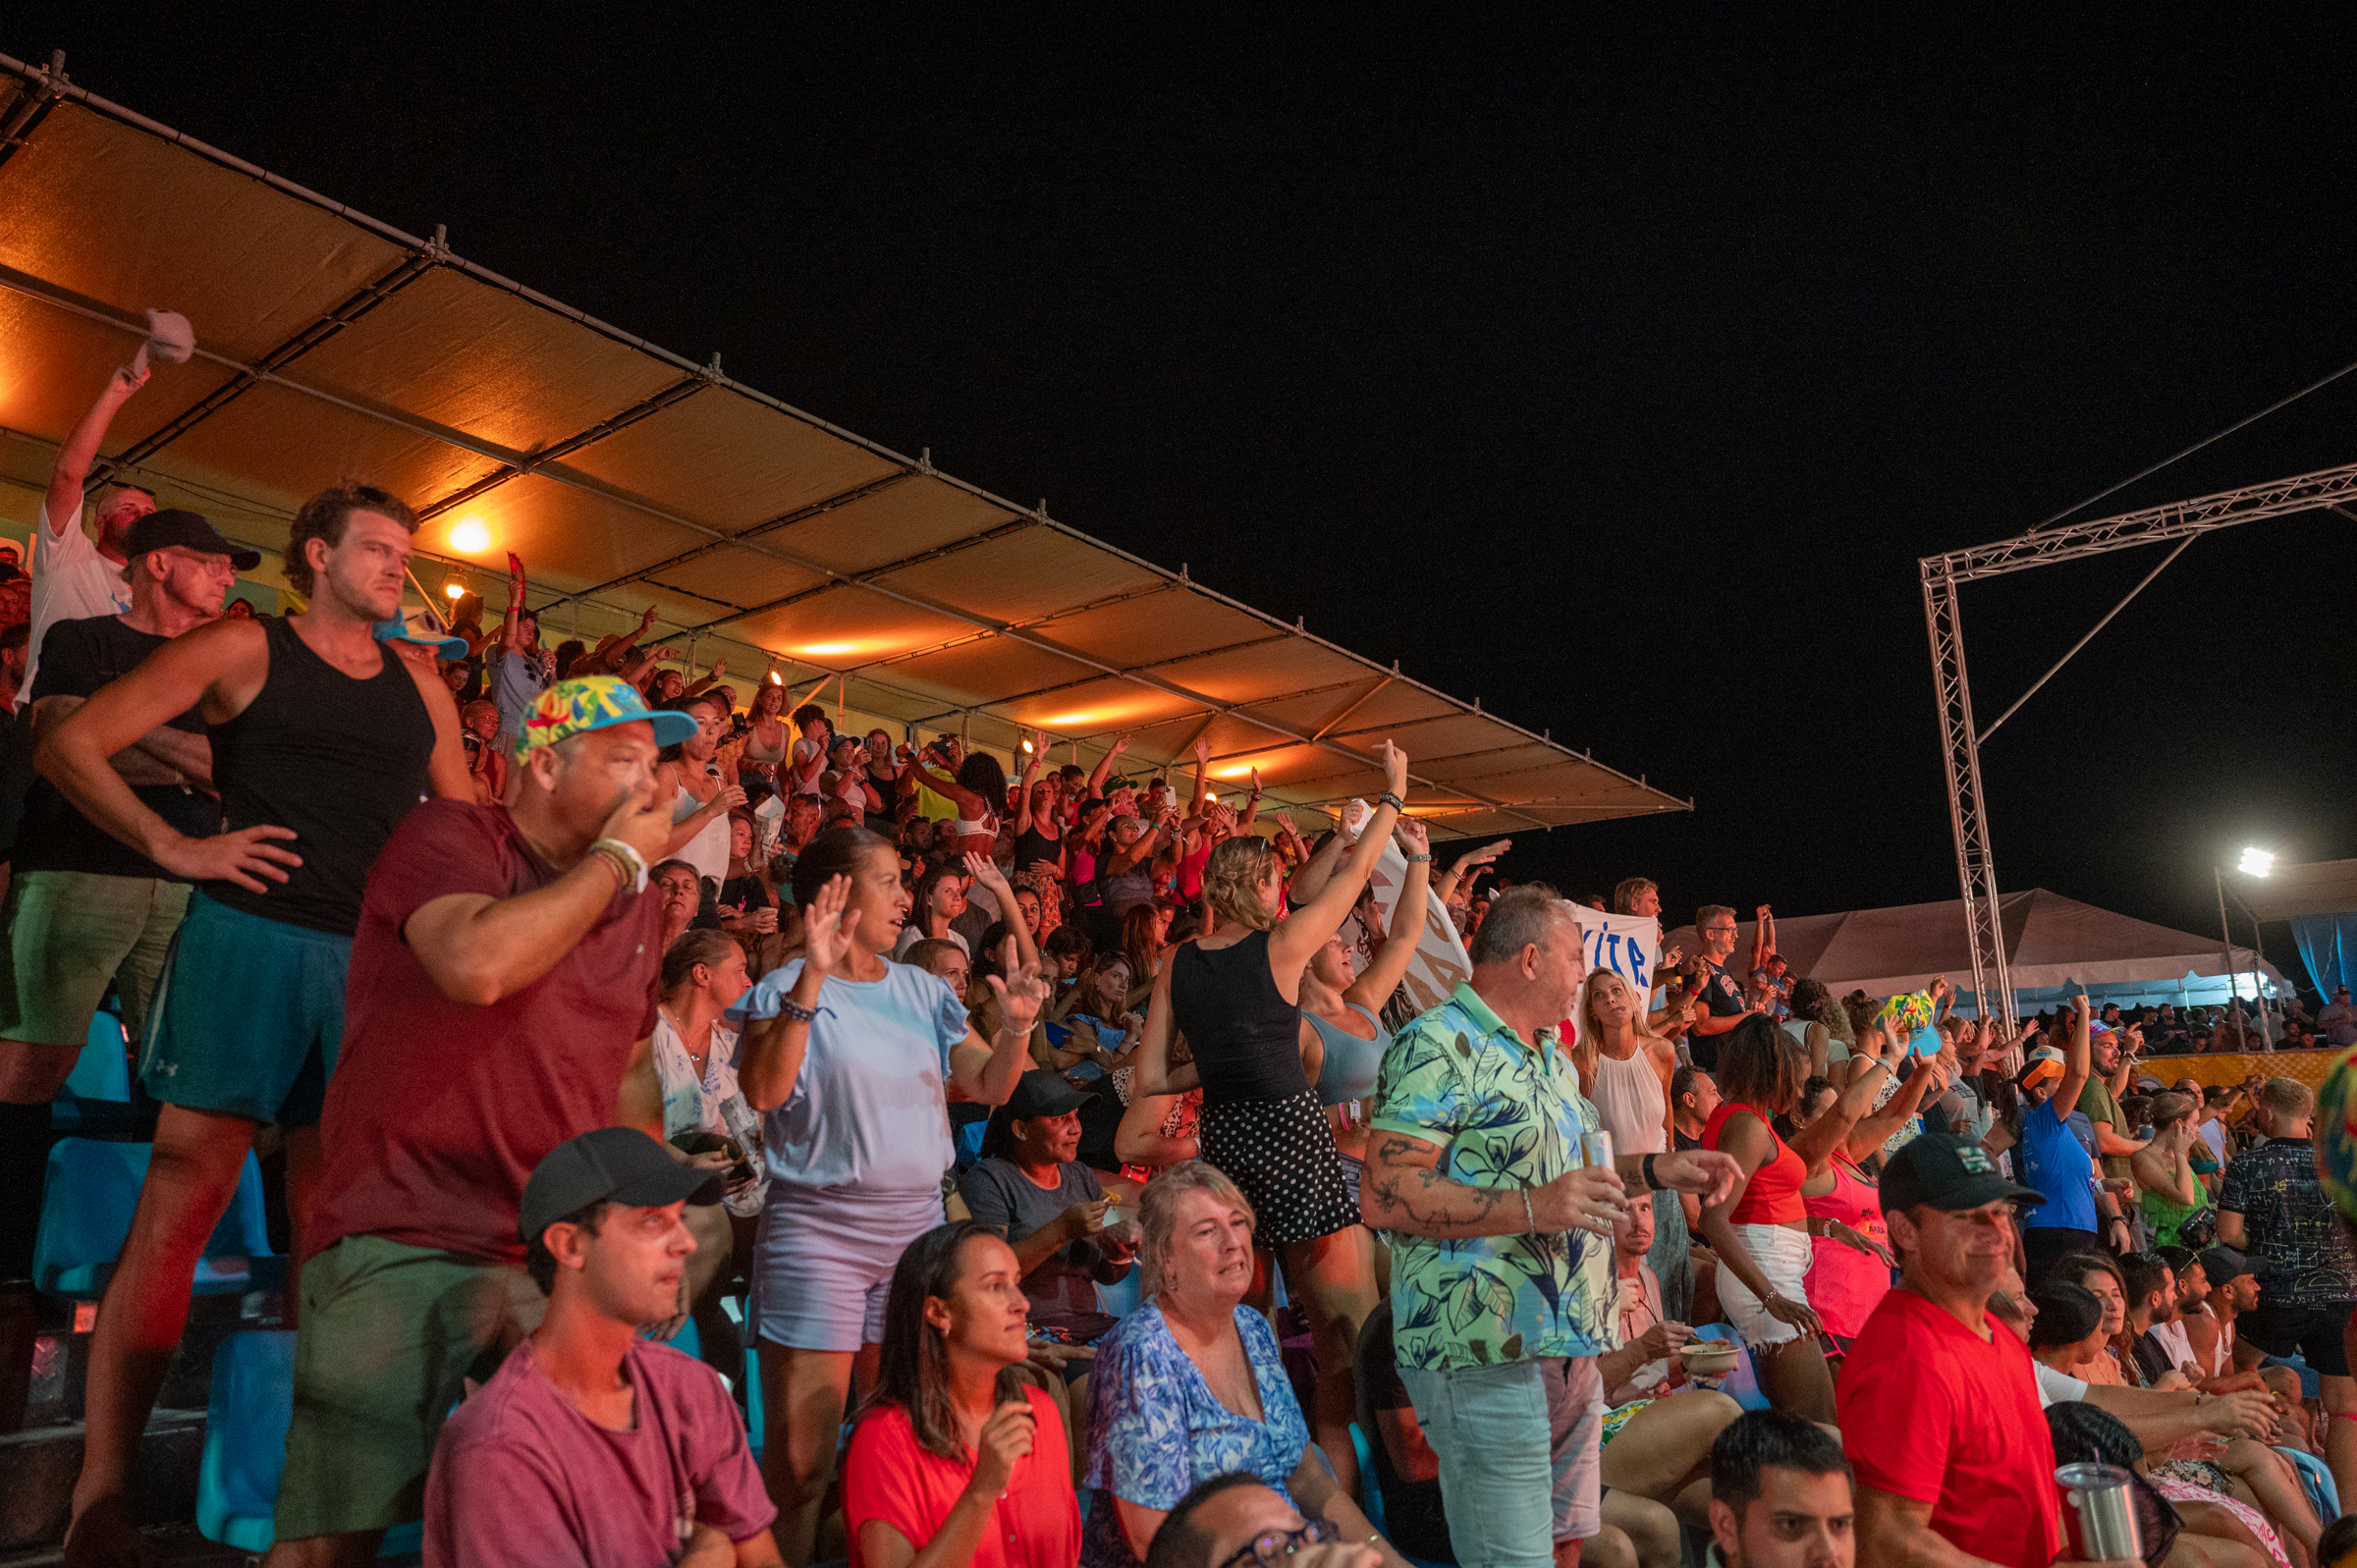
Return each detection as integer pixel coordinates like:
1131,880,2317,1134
2,355,2356,1568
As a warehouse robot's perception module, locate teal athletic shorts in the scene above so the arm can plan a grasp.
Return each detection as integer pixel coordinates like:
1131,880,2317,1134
139,891,350,1126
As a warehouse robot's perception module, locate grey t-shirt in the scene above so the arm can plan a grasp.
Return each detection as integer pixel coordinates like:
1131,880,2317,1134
957,1157,1119,1338
488,645,552,740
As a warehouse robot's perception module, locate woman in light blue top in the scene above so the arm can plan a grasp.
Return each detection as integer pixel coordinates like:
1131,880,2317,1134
1294,816,1433,1213
1080,1162,1402,1568
729,825,1051,1565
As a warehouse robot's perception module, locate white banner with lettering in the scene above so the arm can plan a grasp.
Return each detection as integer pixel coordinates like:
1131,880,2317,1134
1565,905,1663,999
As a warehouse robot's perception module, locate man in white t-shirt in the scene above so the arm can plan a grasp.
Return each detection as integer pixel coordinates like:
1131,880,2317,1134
23,361,159,707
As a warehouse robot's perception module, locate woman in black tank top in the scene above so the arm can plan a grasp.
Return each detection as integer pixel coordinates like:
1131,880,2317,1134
1133,739,1413,1498
1009,732,1068,936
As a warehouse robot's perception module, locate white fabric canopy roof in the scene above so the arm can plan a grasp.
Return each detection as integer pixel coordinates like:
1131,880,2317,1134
1665,888,2290,999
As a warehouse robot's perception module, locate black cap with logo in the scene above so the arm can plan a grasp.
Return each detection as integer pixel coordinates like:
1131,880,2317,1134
519,1127,721,1249
1878,1132,2046,1216
124,509,261,571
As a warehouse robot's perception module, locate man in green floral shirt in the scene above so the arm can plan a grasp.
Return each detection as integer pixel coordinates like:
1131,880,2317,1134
1365,890,1740,1568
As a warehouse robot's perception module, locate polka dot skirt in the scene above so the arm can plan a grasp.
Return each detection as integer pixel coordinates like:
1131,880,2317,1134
1198,1087,1360,1246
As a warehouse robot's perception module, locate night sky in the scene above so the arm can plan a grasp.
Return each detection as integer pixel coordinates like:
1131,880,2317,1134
8,11,2354,979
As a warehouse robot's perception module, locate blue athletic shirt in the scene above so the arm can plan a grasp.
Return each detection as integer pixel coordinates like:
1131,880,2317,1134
2016,1093,2098,1232
728,958,967,1195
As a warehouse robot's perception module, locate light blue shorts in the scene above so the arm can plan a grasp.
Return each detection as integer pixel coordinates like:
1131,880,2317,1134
1398,1353,1604,1566
140,891,349,1126
749,1183,947,1352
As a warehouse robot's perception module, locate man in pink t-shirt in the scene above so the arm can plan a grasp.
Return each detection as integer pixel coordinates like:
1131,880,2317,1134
425,1128,779,1567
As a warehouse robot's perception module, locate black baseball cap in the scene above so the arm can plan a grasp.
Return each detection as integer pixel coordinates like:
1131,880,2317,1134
1001,1068,1091,1121
519,1127,721,1248
1879,1132,2046,1216
123,508,260,570
2197,1244,2253,1285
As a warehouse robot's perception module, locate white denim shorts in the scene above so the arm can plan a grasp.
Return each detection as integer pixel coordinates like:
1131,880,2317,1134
1716,1220,1815,1348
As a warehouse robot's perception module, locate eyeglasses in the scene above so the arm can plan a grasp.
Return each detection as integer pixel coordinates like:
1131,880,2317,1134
1703,925,1735,936
1218,1520,1343,1568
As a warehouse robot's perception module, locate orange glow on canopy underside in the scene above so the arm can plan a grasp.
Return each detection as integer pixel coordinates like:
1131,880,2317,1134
448,517,491,554
798,642,858,657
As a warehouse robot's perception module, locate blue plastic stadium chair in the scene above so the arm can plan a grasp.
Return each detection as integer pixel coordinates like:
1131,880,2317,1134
1097,1270,1141,1320
50,1009,133,1131
1348,1425,1389,1534
1690,1323,1771,1411
2279,1446,2339,1526
197,1329,421,1555
1347,1422,1452,1568
32,1139,281,1298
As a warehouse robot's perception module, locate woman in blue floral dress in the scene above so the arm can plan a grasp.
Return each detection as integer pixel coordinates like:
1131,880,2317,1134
1079,1162,1405,1568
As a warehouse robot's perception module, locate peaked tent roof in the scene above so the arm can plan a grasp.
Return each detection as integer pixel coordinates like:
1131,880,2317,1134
1665,888,2290,998
0,52,1688,839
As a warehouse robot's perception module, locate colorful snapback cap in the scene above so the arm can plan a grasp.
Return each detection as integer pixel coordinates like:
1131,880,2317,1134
516,676,697,760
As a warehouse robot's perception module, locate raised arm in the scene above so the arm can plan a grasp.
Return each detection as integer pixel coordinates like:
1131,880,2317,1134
1431,838,1509,910
1085,731,1130,799
946,960,1048,1106
46,362,149,532
404,783,672,1005
1787,1022,1891,1174
1014,730,1049,826
2055,995,2093,1123
1749,905,1774,971
1269,741,1410,976
500,556,532,656
1344,816,1434,1009
1284,820,1353,909
965,852,1038,974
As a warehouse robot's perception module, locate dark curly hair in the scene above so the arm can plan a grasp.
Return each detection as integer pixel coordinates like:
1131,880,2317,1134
284,482,417,598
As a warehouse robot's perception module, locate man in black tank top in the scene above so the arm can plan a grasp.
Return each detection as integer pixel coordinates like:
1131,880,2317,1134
37,482,468,1566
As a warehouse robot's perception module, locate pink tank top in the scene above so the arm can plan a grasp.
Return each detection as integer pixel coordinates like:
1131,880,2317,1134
1802,1151,1891,1340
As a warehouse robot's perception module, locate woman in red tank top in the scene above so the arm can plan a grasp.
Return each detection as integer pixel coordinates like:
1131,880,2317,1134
1696,1012,1899,1420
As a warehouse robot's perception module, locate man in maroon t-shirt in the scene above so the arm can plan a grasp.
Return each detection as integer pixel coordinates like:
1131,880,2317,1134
265,676,693,1566
1838,1134,2137,1568
424,1128,780,1568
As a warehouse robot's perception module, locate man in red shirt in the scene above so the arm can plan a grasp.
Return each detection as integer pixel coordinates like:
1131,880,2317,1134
263,676,691,1567
1838,1133,2137,1568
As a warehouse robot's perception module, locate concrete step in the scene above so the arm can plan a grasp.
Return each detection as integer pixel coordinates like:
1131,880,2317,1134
0,1521,251,1565
0,1409,205,1552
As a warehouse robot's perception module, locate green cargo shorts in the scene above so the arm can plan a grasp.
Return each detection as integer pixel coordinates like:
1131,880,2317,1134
273,1235,544,1541
0,870,189,1048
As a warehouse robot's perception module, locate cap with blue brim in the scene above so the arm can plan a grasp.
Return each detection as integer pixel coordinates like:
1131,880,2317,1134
373,610,468,661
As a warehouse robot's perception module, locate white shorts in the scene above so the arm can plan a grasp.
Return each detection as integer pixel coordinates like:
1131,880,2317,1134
1717,1221,1815,1348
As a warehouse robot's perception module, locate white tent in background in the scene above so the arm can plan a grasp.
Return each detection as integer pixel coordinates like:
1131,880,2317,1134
1664,889,2289,1011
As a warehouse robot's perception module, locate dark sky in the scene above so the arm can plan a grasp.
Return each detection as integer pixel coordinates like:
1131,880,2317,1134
9,10,2354,973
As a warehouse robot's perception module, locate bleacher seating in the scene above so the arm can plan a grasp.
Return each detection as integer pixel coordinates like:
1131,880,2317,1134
49,1007,132,1131
32,1139,281,1298
195,1328,421,1555
1688,1323,1770,1411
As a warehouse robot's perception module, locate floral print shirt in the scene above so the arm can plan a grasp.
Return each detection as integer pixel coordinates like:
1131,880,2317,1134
1371,983,1618,1371
1079,1302,1308,1568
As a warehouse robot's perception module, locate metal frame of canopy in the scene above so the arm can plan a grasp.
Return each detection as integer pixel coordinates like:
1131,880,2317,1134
0,49,1689,839
1922,461,2357,1036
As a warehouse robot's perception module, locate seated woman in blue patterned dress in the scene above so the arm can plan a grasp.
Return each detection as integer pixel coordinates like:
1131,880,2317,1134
1079,1162,1407,1568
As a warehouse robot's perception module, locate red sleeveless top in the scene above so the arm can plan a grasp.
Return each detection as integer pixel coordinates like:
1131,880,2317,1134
1702,1102,1807,1224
